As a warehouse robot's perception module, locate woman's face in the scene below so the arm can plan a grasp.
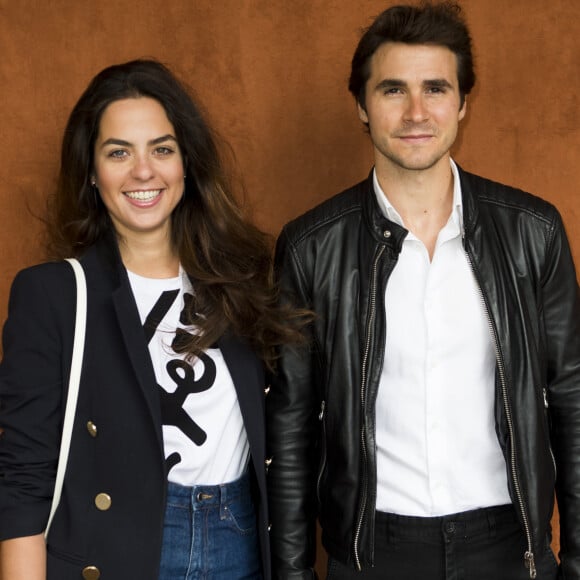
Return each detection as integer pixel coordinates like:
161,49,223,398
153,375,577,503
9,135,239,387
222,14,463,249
92,96,185,244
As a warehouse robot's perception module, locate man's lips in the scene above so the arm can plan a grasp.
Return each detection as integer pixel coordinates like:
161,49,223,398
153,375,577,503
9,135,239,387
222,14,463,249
397,133,434,140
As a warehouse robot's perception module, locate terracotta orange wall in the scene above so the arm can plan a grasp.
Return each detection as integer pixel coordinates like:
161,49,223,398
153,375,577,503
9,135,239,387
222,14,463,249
0,0,577,573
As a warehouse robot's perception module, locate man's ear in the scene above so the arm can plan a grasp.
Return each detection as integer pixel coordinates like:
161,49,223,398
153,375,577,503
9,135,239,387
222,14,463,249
459,97,467,121
357,101,369,124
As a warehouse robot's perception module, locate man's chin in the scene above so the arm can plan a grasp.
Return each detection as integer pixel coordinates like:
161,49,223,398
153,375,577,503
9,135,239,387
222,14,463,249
383,153,448,173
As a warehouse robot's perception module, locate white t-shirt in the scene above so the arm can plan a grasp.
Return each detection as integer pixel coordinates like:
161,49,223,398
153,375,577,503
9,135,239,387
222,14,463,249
128,268,249,486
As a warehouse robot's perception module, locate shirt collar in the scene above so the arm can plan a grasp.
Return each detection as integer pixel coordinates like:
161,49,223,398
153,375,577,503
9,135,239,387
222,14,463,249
372,159,464,234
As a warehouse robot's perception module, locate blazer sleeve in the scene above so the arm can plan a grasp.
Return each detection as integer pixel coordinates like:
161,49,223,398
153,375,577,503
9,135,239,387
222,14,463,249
0,263,75,540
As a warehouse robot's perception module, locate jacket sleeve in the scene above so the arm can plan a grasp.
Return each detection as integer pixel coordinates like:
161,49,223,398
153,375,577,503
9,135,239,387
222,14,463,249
0,264,73,540
542,211,580,579
267,228,320,580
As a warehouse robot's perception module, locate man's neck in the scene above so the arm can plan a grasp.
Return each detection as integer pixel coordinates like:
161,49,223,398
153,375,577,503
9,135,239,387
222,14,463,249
375,156,455,260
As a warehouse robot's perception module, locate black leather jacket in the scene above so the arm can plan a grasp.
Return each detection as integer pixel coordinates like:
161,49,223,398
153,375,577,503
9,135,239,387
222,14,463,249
267,167,580,580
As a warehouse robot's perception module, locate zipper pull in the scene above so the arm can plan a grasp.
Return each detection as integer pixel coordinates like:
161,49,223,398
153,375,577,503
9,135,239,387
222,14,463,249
543,388,549,409
319,400,326,421
525,551,537,579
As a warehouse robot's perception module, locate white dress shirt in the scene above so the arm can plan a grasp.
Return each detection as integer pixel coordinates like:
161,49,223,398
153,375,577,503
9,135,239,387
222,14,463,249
374,160,511,516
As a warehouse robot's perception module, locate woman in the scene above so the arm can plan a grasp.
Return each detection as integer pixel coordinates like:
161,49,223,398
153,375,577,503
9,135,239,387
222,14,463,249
0,59,301,579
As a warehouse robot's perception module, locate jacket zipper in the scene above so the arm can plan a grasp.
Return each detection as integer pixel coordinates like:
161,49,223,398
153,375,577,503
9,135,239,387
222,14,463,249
464,246,537,579
542,388,557,478
316,400,327,505
353,244,385,571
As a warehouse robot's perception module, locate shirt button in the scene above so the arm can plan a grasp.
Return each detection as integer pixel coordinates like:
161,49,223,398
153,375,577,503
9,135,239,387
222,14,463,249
265,457,273,473
82,566,101,580
95,493,112,511
86,421,98,437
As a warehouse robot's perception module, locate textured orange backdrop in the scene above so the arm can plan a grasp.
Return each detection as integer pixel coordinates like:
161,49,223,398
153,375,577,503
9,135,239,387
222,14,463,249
0,0,578,574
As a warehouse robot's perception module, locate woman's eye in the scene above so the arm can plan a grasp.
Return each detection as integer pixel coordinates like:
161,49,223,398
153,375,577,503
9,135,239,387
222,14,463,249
155,146,174,155
108,149,127,159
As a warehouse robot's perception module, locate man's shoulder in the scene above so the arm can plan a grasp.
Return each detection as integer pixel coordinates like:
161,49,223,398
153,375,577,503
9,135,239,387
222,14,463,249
281,178,370,245
460,168,558,223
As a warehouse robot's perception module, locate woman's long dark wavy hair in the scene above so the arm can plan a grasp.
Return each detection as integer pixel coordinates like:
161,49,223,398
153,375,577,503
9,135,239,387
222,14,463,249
47,59,306,368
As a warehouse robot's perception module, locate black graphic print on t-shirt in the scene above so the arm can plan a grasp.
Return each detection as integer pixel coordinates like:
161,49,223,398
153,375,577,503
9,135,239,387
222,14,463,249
143,289,217,474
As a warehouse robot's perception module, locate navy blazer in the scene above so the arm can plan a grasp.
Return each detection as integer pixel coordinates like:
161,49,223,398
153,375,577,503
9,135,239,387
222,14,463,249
0,236,271,579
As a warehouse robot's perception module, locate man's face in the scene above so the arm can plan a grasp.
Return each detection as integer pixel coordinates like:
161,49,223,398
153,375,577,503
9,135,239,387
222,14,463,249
358,42,466,174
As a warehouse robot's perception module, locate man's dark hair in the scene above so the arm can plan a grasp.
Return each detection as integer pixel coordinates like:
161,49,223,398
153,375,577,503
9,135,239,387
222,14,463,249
349,1,475,110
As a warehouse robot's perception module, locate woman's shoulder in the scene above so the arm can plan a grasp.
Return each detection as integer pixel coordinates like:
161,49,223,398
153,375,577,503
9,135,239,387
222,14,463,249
17,259,73,276
9,260,77,306
2,261,78,352
13,259,75,284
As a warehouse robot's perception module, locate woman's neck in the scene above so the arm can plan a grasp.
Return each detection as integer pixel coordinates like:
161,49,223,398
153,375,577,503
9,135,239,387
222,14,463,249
118,232,180,278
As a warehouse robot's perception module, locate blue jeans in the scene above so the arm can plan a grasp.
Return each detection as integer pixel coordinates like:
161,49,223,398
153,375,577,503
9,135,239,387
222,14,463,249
158,470,262,579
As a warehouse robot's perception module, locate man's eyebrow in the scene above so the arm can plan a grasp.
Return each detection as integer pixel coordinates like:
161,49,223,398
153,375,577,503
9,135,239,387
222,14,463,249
98,134,178,148
375,78,407,91
423,78,453,88
373,78,454,91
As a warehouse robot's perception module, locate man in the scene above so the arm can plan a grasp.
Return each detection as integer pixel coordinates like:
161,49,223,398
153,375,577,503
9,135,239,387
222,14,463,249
267,2,580,579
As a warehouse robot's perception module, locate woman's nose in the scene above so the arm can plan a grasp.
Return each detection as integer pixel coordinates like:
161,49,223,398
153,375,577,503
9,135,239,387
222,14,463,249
131,155,155,180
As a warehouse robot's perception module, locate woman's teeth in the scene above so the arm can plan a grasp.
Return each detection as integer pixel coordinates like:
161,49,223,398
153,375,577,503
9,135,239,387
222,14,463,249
124,189,162,201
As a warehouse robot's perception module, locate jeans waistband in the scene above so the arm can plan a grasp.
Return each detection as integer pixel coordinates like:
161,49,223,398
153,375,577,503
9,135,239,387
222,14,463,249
166,469,251,508
375,504,518,540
